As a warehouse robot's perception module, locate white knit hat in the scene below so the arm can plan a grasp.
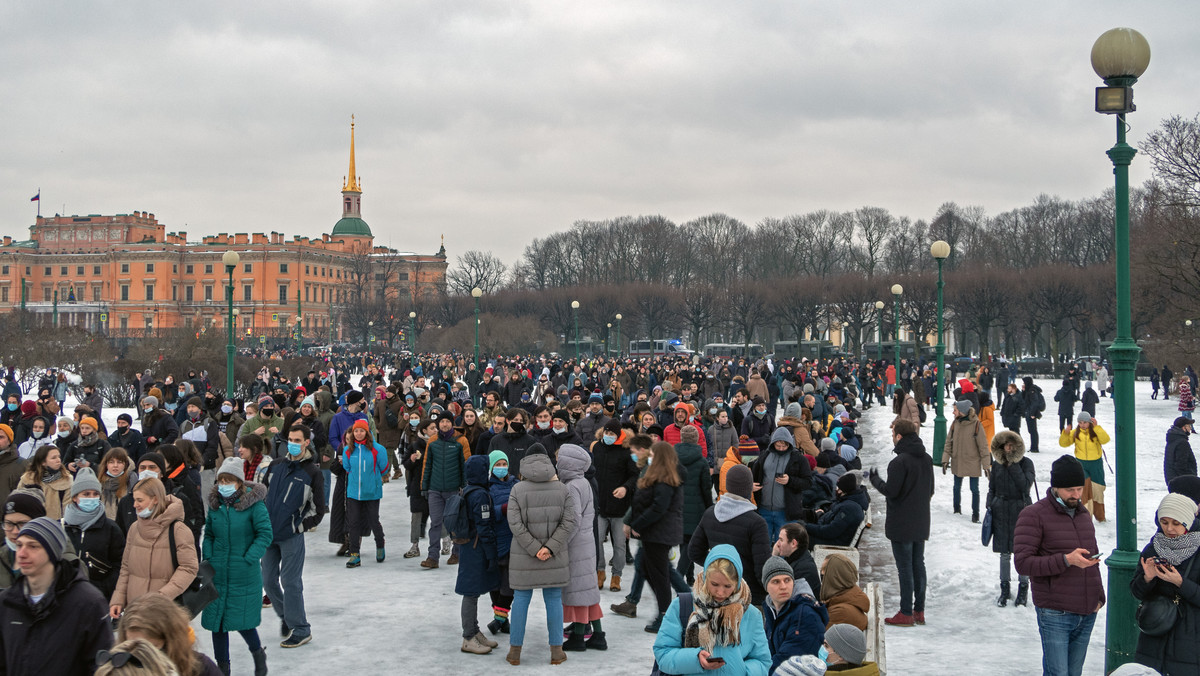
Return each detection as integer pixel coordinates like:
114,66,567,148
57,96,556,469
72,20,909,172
218,456,245,482
1157,493,1197,529
774,654,827,676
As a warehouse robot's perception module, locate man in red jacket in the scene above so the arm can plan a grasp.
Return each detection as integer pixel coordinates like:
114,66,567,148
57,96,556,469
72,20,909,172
1014,455,1105,676
662,402,707,460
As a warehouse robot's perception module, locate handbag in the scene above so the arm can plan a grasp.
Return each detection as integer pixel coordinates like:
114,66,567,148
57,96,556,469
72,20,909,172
168,520,219,618
980,509,993,546
1136,556,1196,637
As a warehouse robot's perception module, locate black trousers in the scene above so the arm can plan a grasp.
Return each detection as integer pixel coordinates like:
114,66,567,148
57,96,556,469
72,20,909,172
346,498,385,553
642,541,672,618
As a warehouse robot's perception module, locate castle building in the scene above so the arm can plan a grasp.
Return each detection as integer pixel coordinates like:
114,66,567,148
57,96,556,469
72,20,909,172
0,118,446,343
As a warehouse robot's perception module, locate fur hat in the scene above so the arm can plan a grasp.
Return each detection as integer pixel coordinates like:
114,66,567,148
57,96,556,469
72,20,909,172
760,556,794,589
1050,455,1086,489
725,464,754,500
1157,493,1198,529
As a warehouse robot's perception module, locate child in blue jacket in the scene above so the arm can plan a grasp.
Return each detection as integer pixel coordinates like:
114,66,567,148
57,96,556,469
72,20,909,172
457,455,501,655
486,450,516,635
342,419,388,567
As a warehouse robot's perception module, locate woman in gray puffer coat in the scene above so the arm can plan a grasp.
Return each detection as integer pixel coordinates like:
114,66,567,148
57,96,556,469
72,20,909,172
506,452,578,666
556,444,604,652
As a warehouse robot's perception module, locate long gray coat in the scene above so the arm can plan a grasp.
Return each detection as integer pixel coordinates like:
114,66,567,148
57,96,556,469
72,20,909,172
557,444,600,608
508,453,578,591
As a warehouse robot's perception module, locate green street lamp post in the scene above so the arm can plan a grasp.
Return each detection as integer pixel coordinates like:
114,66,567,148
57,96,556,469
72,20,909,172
222,250,240,397
931,241,951,465
409,311,416,353
874,301,884,362
615,313,622,356
1092,26,1150,671
472,287,482,370
891,284,903,377
606,323,612,356
52,289,58,327
571,300,580,361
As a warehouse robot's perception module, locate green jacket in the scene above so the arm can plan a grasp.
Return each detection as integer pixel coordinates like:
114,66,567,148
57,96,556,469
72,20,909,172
201,482,273,633
421,433,468,493
238,413,285,444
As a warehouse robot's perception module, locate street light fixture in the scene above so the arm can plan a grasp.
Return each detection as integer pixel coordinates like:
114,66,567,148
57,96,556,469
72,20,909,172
1092,26,1150,672
930,241,951,465
571,300,580,361
891,284,903,378
874,301,885,362
615,313,622,356
222,250,240,397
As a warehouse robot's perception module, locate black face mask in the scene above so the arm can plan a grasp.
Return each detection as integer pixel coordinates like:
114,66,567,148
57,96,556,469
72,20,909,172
117,425,129,434
509,422,525,435
261,409,275,418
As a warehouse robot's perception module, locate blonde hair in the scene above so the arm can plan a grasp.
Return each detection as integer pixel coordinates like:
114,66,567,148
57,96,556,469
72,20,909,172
132,477,168,518
117,595,196,675
95,638,181,676
703,556,740,584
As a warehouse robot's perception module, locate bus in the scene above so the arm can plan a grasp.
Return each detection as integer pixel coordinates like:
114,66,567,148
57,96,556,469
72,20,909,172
628,339,694,358
703,343,765,359
772,340,840,360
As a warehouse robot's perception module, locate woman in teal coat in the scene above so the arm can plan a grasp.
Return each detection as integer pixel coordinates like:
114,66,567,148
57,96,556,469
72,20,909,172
202,456,273,676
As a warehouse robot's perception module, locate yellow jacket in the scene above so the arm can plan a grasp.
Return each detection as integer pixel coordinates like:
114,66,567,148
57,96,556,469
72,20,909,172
1059,425,1110,461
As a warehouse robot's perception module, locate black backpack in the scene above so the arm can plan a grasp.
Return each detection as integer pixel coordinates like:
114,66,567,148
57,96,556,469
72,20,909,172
443,486,486,544
650,593,694,676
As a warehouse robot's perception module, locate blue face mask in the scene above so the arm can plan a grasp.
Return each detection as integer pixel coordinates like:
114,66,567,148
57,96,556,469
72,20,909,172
818,646,830,663
5,403,15,411
77,497,101,513
217,484,238,498
603,434,617,445
287,442,303,457
493,466,509,479
408,419,419,427
630,453,639,463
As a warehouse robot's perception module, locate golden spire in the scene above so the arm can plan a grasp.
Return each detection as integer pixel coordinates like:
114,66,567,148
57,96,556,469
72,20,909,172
342,114,361,193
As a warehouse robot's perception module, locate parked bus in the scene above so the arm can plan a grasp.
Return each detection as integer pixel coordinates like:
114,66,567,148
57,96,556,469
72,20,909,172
703,343,764,359
772,340,840,360
628,339,694,358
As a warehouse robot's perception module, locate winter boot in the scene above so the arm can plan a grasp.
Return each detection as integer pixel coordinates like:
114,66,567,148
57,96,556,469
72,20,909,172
1093,502,1106,523
382,473,390,484
263,594,272,608
562,631,587,652
346,553,361,568
597,571,606,590
505,646,521,665
251,648,268,676
644,613,664,633
610,600,637,618
461,636,492,655
420,558,439,569
610,575,621,592
487,619,510,635
953,506,962,514
377,547,386,563
336,541,350,557
404,542,420,558
584,631,608,650
996,582,1011,607
972,511,980,524
550,645,568,665
475,631,499,649
1015,581,1029,607
913,612,925,625
448,552,460,565
218,662,231,676
884,612,916,627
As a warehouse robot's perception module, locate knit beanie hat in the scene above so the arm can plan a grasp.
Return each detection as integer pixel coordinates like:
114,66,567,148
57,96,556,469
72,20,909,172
148,387,163,401
1077,411,1093,424
1107,663,1162,676
1157,493,1198,529
345,390,364,406
79,416,100,432
70,467,102,498
785,402,803,419
488,450,509,475
825,623,868,665
803,383,815,394
837,473,859,495
186,397,203,410
19,401,36,417
954,399,972,414
820,437,836,452
725,464,754,500
760,556,794,589
218,457,245,482
139,452,167,477
681,425,699,443
738,435,760,460
774,654,827,676
258,395,275,409
552,409,571,423
300,396,316,411
6,490,46,519
352,418,370,433
117,413,133,425
588,392,604,404
1050,455,1087,489
0,425,11,444
142,396,158,409
1169,475,1200,504
18,517,68,564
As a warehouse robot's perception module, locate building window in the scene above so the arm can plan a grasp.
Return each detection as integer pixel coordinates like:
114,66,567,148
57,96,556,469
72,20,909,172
43,288,51,301
77,266,84,275
60,266,68,275
398,272,409,281
305,286,310,303
93,266,100,275
185,286,194,302
0,266,7,275
120,263,129,274
92,287,101,302
172,264,177,274
376,288,384,301
1,288,7,303
278,285,288,304
120,285,129,301
145,285,154,301
44,267,52,276
204,285,213,302
320,287,325,303
146,263,154,274
243,263,252,273
279,263,289,274
171,285,177,301
185,264,194,274
204,264,213,274
24,267,30,275
374,273,386,281
305,265,310,275
120,317,128,330
243,285,252,302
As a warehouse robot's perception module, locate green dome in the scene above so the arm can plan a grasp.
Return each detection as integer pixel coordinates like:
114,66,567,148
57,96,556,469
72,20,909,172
332,217,372,237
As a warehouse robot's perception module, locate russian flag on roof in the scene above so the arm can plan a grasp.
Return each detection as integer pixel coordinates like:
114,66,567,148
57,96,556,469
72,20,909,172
29,192,39,202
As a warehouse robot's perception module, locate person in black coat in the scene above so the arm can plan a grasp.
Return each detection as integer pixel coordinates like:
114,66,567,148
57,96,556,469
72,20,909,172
688,463,773,606
109,414,148,465
156,445,205,548
806,474,869,548
487,411,538,476
739,397,775,452
1165,417,1197,486
867,419,935,625
1080,382,1099,419
61,469,125,600
401,418,432,559
999,384,1024,433
139,397,180,450
591,421,638,587
986,430,1035,608
538,411,582,463
1021,377,1045,453
1053,380,1076,432
1131,493,1200,675
627,441,684,632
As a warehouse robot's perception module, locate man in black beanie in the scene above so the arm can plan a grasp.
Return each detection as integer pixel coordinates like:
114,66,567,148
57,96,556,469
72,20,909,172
1014,455,1104,676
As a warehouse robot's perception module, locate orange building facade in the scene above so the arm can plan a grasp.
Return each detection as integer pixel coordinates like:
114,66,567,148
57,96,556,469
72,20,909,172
0,120,447,344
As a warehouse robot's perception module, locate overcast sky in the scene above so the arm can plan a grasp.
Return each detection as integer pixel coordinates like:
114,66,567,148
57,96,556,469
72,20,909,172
2,2,1197,266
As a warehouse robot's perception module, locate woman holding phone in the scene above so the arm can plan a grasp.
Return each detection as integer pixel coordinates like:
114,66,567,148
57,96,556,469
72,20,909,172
1131,493,1200,674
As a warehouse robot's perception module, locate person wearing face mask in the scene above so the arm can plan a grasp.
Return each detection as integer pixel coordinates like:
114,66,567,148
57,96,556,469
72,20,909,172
401,418,434,559
19,444,72,520
179,397,221,476
109,414,147,465
576,394,611,447
214,399,245,453
485,450,516,635
62,467,125,600
789,624,878,675
54,415,78,456
741,396,776,454
0,396,22,440
140,396,180,451
374,386,406,484
202,457,272,676
591,420,638,593
109,476,199,621
488,409,535,473
540,410,582,463
239,396,284,447
342,420,388,568
0,424,26,507
16,417,49,462
420,413,470,569
65,416,111,477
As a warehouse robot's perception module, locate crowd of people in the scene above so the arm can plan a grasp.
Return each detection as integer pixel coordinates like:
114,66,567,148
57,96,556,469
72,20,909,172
0,351,1191,675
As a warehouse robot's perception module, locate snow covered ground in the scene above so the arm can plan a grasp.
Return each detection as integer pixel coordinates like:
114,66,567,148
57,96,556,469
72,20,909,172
86,378,1179,675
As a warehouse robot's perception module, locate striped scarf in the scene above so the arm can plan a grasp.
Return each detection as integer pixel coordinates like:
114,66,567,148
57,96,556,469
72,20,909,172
684,576,751,651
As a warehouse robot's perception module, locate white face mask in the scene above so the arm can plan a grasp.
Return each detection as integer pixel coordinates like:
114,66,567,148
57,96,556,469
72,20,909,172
138,470,159,481
537,420,551,430
137,508,153,519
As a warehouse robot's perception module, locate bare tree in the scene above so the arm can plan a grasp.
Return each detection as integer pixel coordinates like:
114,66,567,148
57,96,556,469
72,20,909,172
448,250,508,295
827,274,877,359
852,207,894,278
1141,114,1200,208
946,269,1012,360
676,284,721,351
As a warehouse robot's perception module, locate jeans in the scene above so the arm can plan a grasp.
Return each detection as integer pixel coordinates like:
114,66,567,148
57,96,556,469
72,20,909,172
952,476,979,515
346,498,384,553
1026,416,1040,452
1035,607,1096,676
410,511,428,543
321,469,332,510
200,469,216,513
627,543,689,604
509,587,563,647
261,535,310,636
1184,410,1194,420
886,384,895,397
212,630,262,663
427,490,460,562
999,552,1028,586
761,509,787,541
890,540,926,615
461,594,481,639
596,516,627,576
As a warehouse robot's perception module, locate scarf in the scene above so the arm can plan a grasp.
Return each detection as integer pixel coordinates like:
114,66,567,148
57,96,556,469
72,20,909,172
1153,531,1200,567
42,468,62,484
78,431,99,447
102,474,126,506
63,500,105,530
683,575,751,651
245,454,263,481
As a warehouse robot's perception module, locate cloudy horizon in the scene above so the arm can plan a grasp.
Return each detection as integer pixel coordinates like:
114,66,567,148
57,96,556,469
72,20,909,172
1,1,1197,266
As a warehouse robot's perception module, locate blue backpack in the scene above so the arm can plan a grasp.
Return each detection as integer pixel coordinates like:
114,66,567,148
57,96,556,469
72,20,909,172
443,486,485,544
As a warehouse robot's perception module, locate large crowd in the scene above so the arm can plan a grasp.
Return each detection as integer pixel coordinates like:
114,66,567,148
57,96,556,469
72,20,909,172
0,352,1194,675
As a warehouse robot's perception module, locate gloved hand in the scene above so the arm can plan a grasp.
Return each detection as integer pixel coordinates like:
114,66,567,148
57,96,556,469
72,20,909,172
941,462,949,475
